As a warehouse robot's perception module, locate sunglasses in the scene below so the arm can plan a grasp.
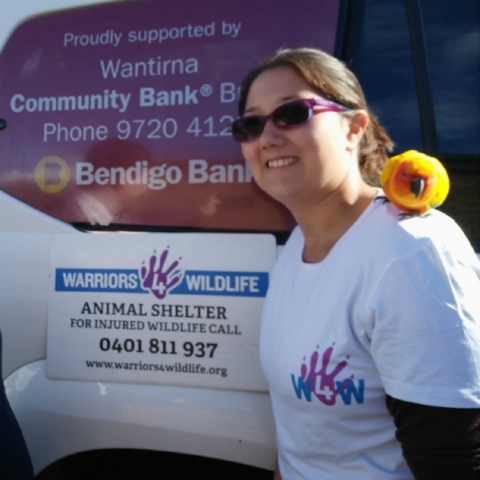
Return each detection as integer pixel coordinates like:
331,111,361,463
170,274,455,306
228,97,350,143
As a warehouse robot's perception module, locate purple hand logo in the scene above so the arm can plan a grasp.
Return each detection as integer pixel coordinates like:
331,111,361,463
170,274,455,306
140,247,183,299
301,343,352,406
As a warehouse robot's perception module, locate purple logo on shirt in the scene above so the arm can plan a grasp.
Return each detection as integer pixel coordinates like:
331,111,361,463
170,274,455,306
140,247,183,299
291,343,364,405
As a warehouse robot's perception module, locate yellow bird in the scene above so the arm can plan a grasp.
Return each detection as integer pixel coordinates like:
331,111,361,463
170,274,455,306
380,150,450,214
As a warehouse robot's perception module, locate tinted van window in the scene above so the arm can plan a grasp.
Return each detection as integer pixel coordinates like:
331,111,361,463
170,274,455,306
422,0,480,155
355,0,423,155
354,0,479,247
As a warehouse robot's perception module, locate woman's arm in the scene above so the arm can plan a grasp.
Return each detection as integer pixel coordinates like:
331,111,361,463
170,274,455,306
273,458,282,480
386,395,480,480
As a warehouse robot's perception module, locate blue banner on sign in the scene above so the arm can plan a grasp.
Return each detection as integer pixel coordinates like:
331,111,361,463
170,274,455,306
55,268,269,297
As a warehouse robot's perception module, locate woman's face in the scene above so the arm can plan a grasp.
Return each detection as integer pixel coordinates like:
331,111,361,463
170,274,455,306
240,66,360,208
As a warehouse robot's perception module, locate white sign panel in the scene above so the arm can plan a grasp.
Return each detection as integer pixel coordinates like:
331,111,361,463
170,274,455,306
47,233,275,391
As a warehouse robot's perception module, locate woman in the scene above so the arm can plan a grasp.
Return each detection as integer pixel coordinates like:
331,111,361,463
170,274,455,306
229,48,480,479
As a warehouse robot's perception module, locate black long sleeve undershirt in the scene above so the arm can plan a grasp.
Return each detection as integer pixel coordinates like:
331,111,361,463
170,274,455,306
386,395,480,480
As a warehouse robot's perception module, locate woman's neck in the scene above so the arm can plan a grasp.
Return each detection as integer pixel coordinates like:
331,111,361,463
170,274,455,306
290,181,377,264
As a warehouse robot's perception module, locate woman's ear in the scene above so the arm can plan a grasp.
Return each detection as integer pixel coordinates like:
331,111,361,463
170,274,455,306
346,110,368,151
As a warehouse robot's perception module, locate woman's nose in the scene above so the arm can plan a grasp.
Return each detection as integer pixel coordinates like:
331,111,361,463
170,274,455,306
259,119,285,149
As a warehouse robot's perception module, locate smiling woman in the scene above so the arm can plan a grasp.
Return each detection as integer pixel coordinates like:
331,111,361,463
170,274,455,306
235,49,394,262
233,47,480,480
238,65,371,223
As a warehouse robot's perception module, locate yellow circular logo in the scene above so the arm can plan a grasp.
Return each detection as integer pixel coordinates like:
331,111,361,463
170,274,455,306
34,156,70,193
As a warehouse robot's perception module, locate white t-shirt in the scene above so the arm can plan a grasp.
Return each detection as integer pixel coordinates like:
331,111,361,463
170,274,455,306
259,197,480,480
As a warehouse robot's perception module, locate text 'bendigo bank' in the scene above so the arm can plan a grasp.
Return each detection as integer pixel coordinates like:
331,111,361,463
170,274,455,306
75,159,252,189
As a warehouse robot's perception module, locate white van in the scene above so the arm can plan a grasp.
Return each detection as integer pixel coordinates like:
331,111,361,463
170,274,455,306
1,0,478,477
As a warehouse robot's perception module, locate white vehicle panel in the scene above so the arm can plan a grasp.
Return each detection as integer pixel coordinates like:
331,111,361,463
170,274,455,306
5,361,276,474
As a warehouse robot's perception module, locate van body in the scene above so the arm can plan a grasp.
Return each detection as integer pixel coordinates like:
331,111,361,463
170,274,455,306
0,0,478,476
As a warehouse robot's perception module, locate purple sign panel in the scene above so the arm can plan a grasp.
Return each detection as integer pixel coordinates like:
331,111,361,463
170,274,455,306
0,0,340,230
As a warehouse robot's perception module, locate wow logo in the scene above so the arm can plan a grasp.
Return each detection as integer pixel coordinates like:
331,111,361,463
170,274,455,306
291,343,364,406
140,247,183,300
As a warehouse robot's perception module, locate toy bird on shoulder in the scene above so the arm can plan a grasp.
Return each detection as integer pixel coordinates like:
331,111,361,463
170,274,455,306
380,150,450,215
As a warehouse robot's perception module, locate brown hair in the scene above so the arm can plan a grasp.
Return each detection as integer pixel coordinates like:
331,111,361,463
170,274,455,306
238,48,394,186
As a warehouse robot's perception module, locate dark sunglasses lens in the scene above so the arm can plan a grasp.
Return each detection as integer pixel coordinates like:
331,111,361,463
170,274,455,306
274,102,310,127
231,116,264,142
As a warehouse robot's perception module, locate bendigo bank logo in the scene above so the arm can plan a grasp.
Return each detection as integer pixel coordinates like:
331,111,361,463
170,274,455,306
55,246,269,299
34,156,70,193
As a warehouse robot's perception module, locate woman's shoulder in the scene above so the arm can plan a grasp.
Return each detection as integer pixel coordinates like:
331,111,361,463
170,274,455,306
369,197,477,262
370,197,472,250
